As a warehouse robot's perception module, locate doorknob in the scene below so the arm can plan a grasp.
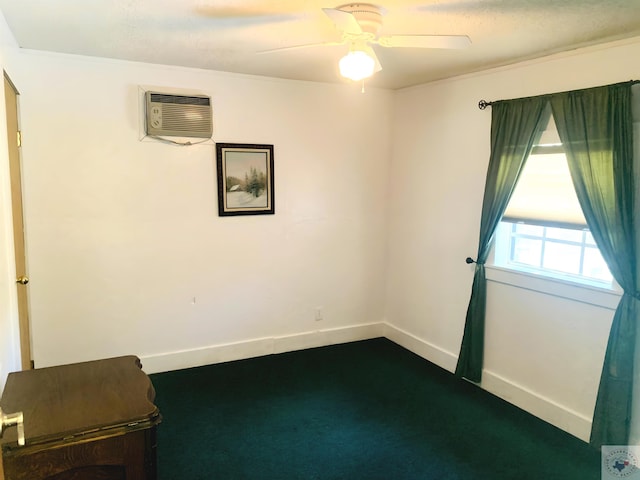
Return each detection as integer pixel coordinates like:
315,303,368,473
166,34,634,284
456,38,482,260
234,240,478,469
16,275,29,285
0,407,25,446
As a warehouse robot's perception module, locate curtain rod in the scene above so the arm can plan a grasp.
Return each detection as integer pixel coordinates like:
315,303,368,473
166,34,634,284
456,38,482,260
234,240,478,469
477,79,640,110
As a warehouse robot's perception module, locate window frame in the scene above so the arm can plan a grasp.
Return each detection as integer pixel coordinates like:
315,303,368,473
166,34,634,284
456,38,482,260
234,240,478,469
485,262,622,310
487,115,622,302
492,220,616,291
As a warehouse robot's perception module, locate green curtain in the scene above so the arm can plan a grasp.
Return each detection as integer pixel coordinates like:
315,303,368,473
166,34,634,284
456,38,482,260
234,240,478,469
455,98,550,382
550,82,638,448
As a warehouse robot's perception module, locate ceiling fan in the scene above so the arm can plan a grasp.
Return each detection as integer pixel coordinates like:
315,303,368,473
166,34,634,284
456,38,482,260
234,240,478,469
260,3,471,82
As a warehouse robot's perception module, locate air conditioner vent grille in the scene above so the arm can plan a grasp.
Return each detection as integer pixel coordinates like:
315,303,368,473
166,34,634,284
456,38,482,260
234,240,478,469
149,93,211,106
145,91,213,138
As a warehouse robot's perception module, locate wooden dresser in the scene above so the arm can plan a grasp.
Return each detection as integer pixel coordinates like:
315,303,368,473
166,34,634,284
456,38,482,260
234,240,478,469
0,356,161,480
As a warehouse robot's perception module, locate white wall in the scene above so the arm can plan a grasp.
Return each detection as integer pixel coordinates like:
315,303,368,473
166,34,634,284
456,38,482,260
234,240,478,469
5,24,640,443
0,11,21,392
8,51,392,372
386,37,640,440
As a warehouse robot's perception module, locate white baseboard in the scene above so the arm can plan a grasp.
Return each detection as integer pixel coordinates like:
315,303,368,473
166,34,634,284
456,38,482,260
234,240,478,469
481,370,592,442
272,323,385,355
140,323,384,375
383,323,459,372
141,321,591,442
383,323,591,442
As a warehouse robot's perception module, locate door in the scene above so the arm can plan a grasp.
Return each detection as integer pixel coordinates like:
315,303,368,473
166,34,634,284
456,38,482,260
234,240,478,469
4,73,32,370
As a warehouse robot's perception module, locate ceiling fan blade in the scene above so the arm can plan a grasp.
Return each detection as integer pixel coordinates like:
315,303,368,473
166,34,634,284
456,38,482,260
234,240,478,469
322,8,362,35
377,35,471,49
257,41,344,54
361,45,383,73
195,6,301,27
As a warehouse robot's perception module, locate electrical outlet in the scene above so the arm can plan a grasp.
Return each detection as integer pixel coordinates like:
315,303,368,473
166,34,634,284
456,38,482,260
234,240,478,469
315,307,323,321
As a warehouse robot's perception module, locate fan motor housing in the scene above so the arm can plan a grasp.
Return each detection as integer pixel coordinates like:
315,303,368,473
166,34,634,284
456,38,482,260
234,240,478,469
338,3,384,37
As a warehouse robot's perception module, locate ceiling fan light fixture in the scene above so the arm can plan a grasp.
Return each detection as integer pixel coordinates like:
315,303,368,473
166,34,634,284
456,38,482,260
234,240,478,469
339,49,375,81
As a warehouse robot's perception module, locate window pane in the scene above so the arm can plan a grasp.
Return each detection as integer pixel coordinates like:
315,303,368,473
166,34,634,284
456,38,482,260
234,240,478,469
514,223,544,236
542,242,581,275
583,247,613,282
545,226,584,242
495,220,614,288
511,237,542,267
584,231,597,246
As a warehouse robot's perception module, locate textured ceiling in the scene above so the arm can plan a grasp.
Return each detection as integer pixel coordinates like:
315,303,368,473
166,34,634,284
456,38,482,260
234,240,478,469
1,0,640,89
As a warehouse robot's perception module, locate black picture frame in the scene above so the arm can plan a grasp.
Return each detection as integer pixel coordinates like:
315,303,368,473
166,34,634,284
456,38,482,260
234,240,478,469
215,143,275,216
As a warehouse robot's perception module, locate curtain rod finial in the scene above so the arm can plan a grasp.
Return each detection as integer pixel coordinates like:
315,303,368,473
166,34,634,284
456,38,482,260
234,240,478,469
478,100,490,110
465,257,476,264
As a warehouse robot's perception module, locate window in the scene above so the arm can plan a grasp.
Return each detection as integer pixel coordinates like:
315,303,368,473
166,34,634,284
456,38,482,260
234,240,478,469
494,222,613,286
492,116,615,289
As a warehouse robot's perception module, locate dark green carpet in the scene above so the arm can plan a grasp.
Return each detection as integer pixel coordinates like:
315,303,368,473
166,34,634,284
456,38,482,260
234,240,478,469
150,338,599,479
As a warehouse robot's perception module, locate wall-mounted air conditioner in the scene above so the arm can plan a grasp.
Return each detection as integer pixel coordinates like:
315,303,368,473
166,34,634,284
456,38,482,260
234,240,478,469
145,92,213,138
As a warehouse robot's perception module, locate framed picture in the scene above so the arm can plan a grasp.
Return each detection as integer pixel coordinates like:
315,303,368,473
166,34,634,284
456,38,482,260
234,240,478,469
216,143,275,216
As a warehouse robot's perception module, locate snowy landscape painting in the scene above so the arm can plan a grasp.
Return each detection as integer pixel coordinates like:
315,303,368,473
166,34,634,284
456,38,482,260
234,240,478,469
216,143,274,216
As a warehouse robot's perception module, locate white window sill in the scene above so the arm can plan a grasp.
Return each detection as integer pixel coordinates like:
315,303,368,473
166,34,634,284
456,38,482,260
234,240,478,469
485,265,622,310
